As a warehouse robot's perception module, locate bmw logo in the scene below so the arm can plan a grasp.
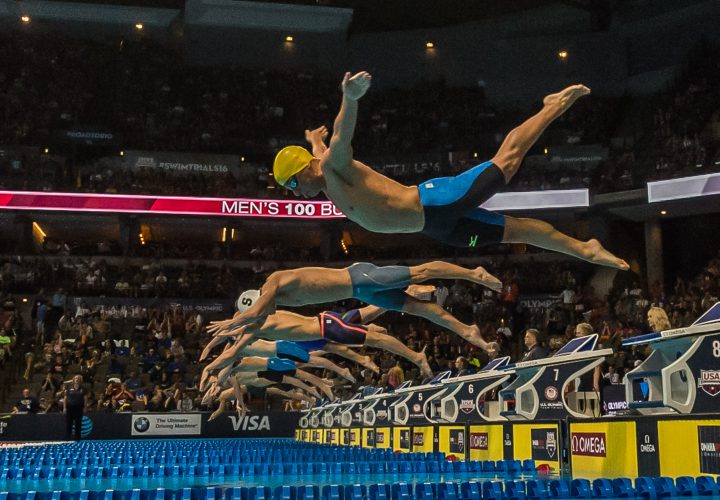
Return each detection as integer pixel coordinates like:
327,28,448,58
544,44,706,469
134,416,150,433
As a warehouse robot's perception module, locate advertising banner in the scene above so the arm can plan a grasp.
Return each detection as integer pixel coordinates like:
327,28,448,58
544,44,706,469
412,426,436,453
468,424,504,462
648,172,720,203
131,414,201,436
123,150,239,175
374,427,391,449
569,421,638,479
362,428,375,449
0,412,298,441
393,427,411,452
0,191,344,220
349,428,361,447
657,419,720,477
511,423,561,471
438,426,467,459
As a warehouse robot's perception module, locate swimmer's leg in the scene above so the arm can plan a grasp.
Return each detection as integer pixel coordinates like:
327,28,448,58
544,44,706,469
266,386,315,405
492,84,590,182
302,354,356,383
503,216,629,270
294,369,334,400
281,375,321,400
235,356,270,372
400,296,489,351
323,344,380,374
364,324,432,379
409,260,502,292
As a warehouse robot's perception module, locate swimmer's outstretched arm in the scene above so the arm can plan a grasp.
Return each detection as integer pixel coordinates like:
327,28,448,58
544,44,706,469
208,278,280,334
326,71,372,169
199,334,231,361
230,377,248,417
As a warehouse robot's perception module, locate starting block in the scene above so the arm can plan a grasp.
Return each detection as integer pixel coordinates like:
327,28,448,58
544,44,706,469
499,334,612,420
622,302,720,414
362,381,412,427
391,371,453,425
339,388,381,427
432,356,512,423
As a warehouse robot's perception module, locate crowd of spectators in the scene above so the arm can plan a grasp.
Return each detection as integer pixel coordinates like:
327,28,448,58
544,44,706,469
0,32,718,201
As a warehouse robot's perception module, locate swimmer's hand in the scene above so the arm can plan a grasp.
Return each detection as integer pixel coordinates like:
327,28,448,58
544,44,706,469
236,401,248,418
341,71,372,101
305,126,328,144
209,304,274,336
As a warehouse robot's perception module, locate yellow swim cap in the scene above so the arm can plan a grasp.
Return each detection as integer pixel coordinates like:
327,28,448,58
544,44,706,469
273,146,314,186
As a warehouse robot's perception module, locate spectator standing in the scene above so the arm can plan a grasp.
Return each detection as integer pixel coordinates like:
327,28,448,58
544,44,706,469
521,329,548,362
64,375,86,440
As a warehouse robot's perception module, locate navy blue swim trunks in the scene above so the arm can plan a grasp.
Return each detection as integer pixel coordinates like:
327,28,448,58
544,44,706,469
319,311,368,346
417,160,506,248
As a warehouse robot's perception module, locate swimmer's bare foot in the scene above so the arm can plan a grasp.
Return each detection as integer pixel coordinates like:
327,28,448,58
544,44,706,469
471,266,503,292
340,368,356,384
543,84,590,117
415,346,433,379
361,355,380,374
208,406,223,421
463,324,488,351
584,239,630,271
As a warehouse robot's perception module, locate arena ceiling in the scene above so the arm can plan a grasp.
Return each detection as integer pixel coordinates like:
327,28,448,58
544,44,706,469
40,0,618,32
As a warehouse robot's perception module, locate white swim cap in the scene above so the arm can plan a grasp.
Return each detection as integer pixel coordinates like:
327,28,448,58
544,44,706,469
237,289,261,312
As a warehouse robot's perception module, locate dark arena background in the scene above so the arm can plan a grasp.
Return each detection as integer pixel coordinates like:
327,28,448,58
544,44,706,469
0,0,719,498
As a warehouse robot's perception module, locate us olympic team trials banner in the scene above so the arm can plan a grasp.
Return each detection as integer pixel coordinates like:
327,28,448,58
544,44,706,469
0,189,589,219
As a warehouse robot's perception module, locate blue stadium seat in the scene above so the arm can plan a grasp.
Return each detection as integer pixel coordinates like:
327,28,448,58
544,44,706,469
570,479,592,499
344,484,366,500
246,486,271,500
320,485,343,500
695,476,720,497
296,486,319,500
591,479,614,498
274,486,295,500
390,482,412,500
225,487,243,500
414,483,436,500
653,477,677,498
526,480,549,500
483,481,505,500
522,460,536,472
433,483,456,500
482,460,497,472
505,481,527,500
368,484,389,500
635,477,658,500
611,478,636,498
548,480,570,499
674,477,698,497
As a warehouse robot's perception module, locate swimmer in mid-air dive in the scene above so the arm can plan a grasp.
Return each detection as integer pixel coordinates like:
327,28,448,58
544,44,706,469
207,261,501,350
200,300,433,388
203,373,317,420
201,337,358,384
273,72,628,270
